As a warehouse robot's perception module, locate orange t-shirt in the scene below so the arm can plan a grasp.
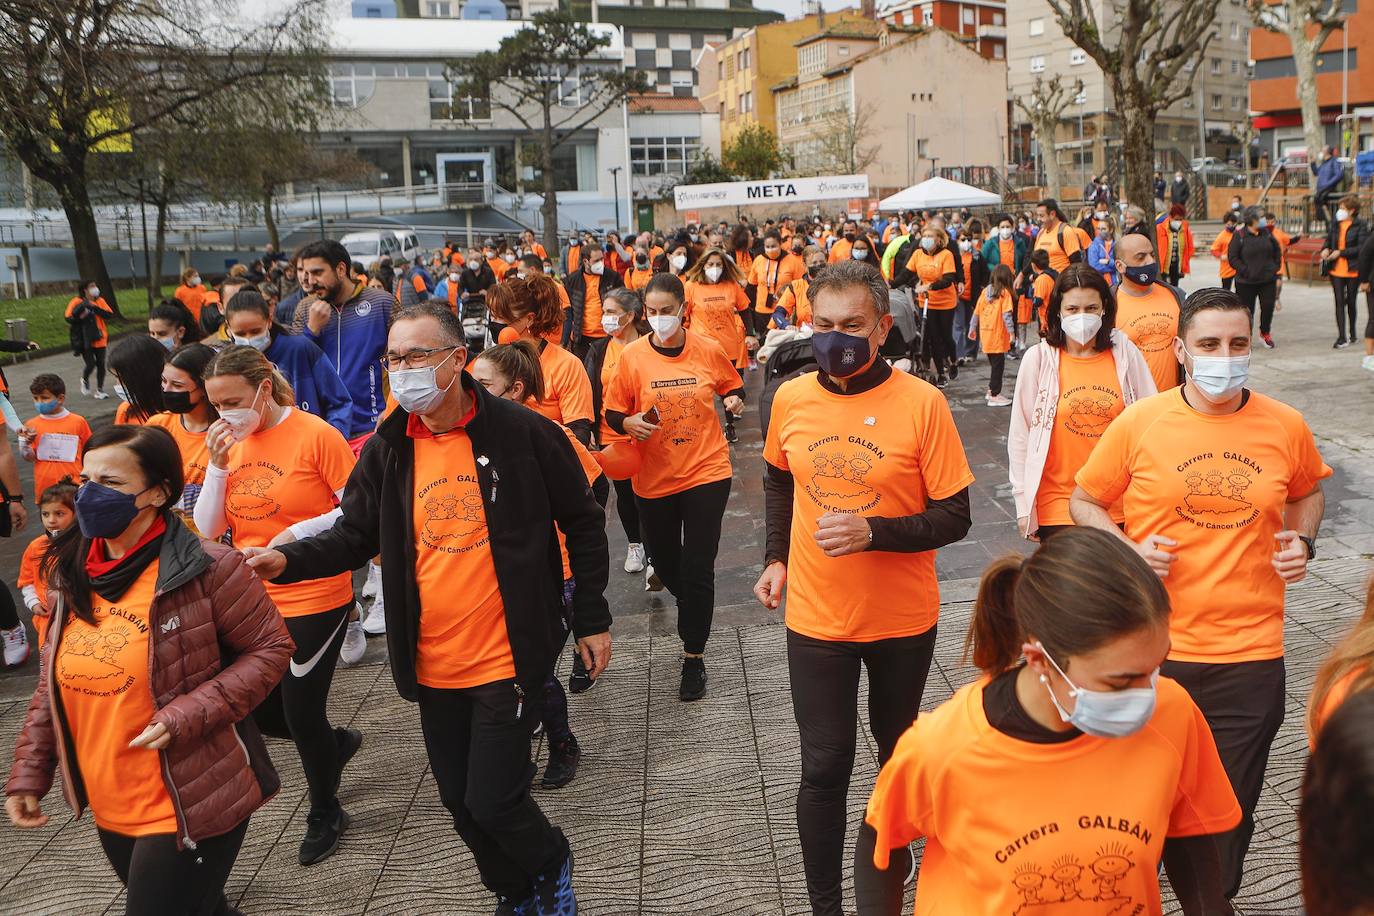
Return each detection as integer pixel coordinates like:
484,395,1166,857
764,370,974,642
26,411,91,501
747,254,799,313
865,676,1241,914
627,268,653,291
604,332,740,499
599,336,630,445
579,273,607,339
1033,222,1081,271
18,533,51,645
998,238,1016,272
973,289,1013,355
411,417,516,689
1333,221,1358,277
1076,388,1333,663
781,252,807,284
555,422,603,580
1210,228,1236,280
1032,272,1056,327
1271,228,1291,277
1036,350,1124,526
1074,225,1093,252
777,277,813,327
223,409,355,618
147,414,210,536
56,562,179,836
532,341,594,428
734,248,754,276
114,402,158,426
685,280,751,368
1115,284,1181,393
488,257,511,282
828,238,853,264
1310,664,1368,748
174,285,206,323
906,248,958,310
64,297,113,348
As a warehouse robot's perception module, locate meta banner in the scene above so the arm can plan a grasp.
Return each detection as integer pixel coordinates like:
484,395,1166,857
673,174,870,211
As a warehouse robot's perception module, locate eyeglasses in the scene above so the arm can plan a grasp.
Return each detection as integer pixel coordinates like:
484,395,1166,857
379,346,457,371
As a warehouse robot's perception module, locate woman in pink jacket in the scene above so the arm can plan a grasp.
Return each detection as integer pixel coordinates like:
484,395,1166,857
1008,264,1156,540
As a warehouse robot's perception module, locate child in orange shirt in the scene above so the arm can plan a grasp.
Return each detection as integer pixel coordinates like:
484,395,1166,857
18,374,91,503
17,480,78,650
970,265,1016,406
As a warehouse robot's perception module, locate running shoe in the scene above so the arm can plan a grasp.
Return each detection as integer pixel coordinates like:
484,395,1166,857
680,656,707,702
80,379,91,396
298,804,350,866
2,624,28,667
986,394,1013,407
362,590,386,635
340,612,366,666
644,565,664,592
532,853,576,916
934,376,948,390
542,736,581,789
1261,332,1275,349
1363,355,1374,372
624,543,646,574
93,389,109,400
362,561,382,598
568,650,596,694
948,360,959,380
494,896,535,916
1334,337,1350,349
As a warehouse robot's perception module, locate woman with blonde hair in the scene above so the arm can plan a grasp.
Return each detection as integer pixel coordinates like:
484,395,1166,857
1308,572,1374,746
193,345,364,868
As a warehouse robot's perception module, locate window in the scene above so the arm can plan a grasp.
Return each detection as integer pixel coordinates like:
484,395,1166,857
718,61,723,79
1029,17,1044,35
742,48,750,69
330,63,376,108
1210,57,1221,74
1069,49,1086,65
1230,21,1241,39
429,79,491,120
992,11,1003,24
922,7,933,25
1232,95,1244,110
630,136,701,176
1030,55,1045,73
993,43,1004,59
916,138,929,158
838,45,850,57
425,0,451,15
1231,59,1239,73
1211,93,1223,110
962,8,973,24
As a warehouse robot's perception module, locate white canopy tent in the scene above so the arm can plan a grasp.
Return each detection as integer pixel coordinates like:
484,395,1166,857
879,177,1001,211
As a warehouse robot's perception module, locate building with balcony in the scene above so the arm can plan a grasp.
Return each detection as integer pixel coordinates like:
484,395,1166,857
1248,2,1374,160
876,0,1006,60
627,94,721,229
773,24,1005,194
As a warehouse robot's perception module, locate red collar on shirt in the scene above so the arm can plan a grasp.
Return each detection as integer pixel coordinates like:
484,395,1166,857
86,514,166,577
406,396,478,439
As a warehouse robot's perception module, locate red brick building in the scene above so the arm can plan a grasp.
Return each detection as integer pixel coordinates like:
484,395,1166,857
877,0,1005,61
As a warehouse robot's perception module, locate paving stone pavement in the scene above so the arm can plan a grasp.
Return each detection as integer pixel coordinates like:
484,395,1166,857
0,252,1371,914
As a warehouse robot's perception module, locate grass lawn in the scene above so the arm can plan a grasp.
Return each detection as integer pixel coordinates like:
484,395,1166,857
0,286,174,351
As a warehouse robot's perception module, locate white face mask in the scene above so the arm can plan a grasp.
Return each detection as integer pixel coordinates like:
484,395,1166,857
1170,220,1182,230
589,261,605,275
1094,212,1109,221
232,333,271,353
920,237,937,252
957,240,971,253
999,227,1013,240
1336,208,1350,222
220,386,265,442
1061,313,1103,345
503,253,516,263
189,276,201,287
1183,345,1250,402
389,349,458,415
1038,643,1158,739
601,313,625,336
1257,218,1268,229
87,287,100,299
852,249,869,260
670,254,687,271
155,336,176,352
449,272,459,283
648,313,681,341
705,266,723,283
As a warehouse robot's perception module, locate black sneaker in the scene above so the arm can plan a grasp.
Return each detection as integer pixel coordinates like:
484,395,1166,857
532,852,576,915
935,376,948,390
679,656,707,702
1335,337,1350,349
948,360,959,380
568,650,595,694
542,736,581,789
333,726,363,797
494,895,534,916
298,804,350,866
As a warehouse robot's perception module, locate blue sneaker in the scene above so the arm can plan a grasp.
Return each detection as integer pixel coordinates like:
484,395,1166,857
533,853,576,916
494,894,534,916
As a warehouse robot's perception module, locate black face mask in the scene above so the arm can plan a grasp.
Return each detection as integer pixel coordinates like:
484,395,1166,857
162,390,197,414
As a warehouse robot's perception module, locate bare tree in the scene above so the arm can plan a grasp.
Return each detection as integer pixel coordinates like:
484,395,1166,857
1045,0,1221,213
0,0,323,311
1014,75,1083,199
1245,0,1346,163
814,101,881,177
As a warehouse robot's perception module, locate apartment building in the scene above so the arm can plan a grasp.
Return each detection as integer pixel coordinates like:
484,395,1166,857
877,0,1006,61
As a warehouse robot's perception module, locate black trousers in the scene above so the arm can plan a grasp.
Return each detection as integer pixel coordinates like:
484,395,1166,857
635,477,731,655
98,819,248,916
1168,267,1184,287
788,625,938,916
253,602,350,815
0,584,19,630
1332,276,1360,340
987,352,1006,396
81,347,107,389
418,681,569,901
921,308,955,378
1221,275,1234,292
1162,657,1285,899
1235,281,1278,334
611,476,641,544
1367,286,1374,341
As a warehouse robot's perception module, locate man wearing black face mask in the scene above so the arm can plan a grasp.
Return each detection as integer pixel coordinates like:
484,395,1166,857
1114,233,1185,392
754,259,974,916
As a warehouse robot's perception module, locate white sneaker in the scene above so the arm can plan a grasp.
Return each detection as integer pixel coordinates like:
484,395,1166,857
2,624,29,667
362,562,381,599
340,613,366,666
644,564,664,592
93,389,109,400
1362,354,1374,372
362,591,386,635
624,543,646,574
80,379,91,396
986,394,1013,407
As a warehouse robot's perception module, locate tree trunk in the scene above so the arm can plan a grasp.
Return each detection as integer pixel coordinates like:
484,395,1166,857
57,178,119,316
153,196,169,299
1037,117,1065,199
1287,25,1327,160
263,186,281,251
540,115,560,262
1114,81,1157,222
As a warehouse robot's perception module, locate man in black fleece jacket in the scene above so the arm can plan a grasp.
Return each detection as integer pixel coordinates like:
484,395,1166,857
244,302,610,913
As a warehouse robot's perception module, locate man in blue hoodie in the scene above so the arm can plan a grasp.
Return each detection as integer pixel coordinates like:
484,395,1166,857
1313,146,1345,226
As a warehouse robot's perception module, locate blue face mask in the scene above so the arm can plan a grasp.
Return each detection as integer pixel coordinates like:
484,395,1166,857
1123,260,1158,286
33,400,62,416
75,482,152,540
811,327,875,379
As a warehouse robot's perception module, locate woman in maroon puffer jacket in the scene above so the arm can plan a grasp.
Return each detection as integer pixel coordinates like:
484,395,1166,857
5,424,293,916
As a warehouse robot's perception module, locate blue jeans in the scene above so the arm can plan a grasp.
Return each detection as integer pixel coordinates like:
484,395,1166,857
952,300,977,359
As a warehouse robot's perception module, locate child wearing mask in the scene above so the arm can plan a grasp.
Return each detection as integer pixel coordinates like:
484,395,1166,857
18,375,90,503
16,480,78,648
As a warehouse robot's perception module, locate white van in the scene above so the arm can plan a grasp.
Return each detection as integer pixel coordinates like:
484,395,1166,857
340,228,421,267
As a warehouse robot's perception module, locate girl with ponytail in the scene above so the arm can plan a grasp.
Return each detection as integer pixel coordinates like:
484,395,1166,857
857,528,1241,915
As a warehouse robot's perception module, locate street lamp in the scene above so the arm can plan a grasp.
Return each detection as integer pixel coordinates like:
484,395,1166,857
608,166,623,236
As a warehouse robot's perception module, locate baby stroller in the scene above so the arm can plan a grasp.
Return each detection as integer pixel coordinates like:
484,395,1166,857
460,291,490,353
759,335,817,440
886,286,933,383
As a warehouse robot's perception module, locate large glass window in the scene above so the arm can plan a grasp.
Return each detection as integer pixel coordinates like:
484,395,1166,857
630,136,702,176
429,79,492,120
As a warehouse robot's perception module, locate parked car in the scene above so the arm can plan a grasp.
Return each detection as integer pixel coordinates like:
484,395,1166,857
340,228,421,268
1190,157,1245,186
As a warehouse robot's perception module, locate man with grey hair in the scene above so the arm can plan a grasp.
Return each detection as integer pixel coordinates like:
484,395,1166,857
754,259,975,914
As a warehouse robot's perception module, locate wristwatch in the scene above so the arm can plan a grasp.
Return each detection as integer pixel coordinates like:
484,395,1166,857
5,494,22,505
1298,535,1317,560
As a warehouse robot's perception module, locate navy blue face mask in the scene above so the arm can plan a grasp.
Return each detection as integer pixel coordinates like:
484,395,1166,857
1124,260,1159,286
811,327,875,379
75,482,153,539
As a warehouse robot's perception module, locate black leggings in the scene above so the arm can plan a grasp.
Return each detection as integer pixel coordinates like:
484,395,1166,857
635,477,731,655
81,347,107,389
1235,281,1278,334
98,819,248,916
1367,286,1374,341
253,601,350,815
611,476,641,544
1221,275,1234,292
1332,276,1360,340
788,626,938,916
922,308,955,378
988,352,1006,396
0,584,19,630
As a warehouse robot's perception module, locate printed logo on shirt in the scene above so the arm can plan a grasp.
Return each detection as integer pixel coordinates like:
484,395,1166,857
355,301,373,318
57,610,146,696
1060,385,1119,438
649,377,703,446
417,476,489,554
1121,314,1175,353
225,468,283,521
799,436,884,513
1175,453,1261,528
1008,846,1139,912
